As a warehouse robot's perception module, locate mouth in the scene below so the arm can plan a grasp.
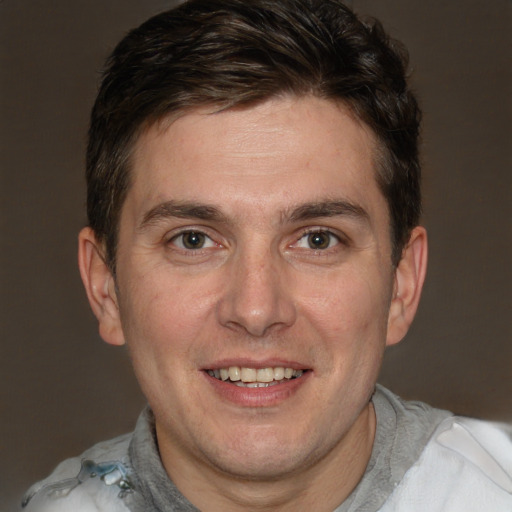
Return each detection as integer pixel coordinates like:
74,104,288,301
206,366,305,388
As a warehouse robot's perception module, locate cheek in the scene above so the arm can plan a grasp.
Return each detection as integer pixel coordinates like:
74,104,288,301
301,268,391,340
118,271,221,365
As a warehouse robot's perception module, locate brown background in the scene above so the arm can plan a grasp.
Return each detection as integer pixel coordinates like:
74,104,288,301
1,0,510,509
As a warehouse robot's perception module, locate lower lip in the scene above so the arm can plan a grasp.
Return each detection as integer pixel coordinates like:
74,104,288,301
203,371,310,407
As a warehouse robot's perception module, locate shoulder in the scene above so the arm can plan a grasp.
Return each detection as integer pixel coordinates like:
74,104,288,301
381,416,512,511
21,433,135,512
430,416,512,491
436,416,512,473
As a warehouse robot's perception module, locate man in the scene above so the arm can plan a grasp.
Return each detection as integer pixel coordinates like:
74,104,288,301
21,0,512,511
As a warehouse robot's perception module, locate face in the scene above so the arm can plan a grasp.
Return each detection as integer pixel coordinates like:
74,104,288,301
84,96,418,486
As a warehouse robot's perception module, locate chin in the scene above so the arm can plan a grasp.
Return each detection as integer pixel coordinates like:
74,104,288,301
210,453,306,482
201,428,323,481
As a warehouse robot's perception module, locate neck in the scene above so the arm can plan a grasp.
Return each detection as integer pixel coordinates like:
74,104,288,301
158,403,376,512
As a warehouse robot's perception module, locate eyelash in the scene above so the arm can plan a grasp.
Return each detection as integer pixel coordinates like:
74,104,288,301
167,229,218,252
293,229,347,252
165,227,349,257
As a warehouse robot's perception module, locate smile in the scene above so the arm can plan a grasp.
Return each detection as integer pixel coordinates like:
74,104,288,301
207,367,305,388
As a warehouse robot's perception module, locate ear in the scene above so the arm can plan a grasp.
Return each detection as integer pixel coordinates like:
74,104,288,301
386,226,428,347
78,227,125,346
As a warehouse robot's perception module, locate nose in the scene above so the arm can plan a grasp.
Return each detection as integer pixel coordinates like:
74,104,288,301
216,248,297,337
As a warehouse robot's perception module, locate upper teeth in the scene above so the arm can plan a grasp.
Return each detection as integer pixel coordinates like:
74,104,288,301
208,367,303,383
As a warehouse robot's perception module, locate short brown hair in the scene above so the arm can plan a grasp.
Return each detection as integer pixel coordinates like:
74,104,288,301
86,0,421,271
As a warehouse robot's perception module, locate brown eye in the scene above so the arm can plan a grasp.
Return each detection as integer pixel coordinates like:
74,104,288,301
307,232,332,249
182,231,205,249
172,231,215,250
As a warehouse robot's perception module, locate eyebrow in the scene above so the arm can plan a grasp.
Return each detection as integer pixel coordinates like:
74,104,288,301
139,200,227,230
287,200,370,224
139,198,370,231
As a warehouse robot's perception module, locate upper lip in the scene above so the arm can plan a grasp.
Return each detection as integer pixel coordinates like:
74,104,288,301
202,358,310,371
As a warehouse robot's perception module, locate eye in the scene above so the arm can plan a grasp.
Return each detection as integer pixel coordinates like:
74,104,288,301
171,230,216,250
296,230,340,250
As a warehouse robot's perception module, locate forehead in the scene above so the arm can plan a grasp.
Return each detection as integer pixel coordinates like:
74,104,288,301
126,96,387,226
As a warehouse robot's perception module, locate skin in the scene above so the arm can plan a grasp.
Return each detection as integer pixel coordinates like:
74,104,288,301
79,96,427,511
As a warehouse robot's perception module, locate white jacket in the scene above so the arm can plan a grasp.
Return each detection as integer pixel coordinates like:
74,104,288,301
379,416,512,511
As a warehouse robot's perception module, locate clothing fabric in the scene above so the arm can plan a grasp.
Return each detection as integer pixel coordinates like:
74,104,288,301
21,386,512,511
